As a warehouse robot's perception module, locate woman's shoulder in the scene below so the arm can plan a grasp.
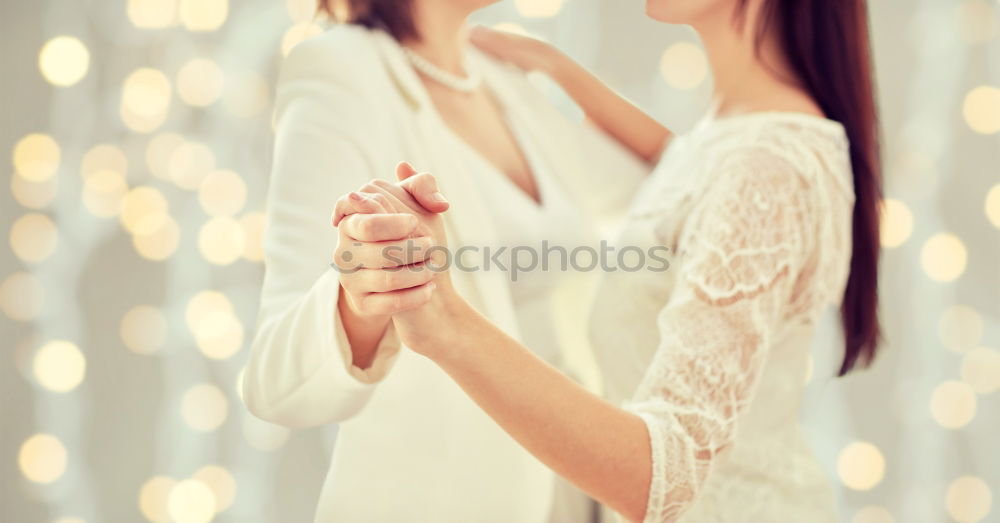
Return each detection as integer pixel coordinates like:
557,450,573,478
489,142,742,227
278,25,389,93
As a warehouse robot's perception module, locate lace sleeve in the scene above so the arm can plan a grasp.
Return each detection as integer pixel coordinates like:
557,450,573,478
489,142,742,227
625,148,818,522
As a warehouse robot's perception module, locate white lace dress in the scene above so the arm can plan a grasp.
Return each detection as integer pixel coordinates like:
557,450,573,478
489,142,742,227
588,112,855,522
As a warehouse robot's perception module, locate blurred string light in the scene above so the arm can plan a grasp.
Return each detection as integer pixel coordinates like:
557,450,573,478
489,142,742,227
837,441,886,491
879,198,913,248
166,478,217,523
121,68,173,133
659,42,709,90
986,184,1000,228
199,216,247,265
132,215,181,261
852,506,895,523
10,213,58,263
187,291,244,358
920,233,967,282
120,305,169,355
81,144,128,179
946,476,993,523
198,169,246,216
168,140,216,190
282,22,325,56
963,85,1000,134
178,0,228,32
930,380,977,429
177,58,225,107
120,186,169,235
13,133,60,182
33,340,86,393
238,212,266,262
514,0,566,18
146,132,186,180
38,36,90,87
222,72,270,119
82,170,129,218
193,465,237,512
139,475,177,523
960,347,1000,395
0,272,44,321
938,305,984,352
128,0,178,29
11,173,58,209
18,433,67,483
181,383,229,432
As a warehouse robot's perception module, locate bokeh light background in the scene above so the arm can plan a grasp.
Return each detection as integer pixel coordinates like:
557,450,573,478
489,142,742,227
2,0,999,522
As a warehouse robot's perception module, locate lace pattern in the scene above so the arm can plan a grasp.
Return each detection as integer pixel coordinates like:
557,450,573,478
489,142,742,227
618,117,853,523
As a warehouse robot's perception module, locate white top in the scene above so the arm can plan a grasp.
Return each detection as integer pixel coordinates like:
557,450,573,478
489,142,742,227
241,25,648,523
589,112,855,522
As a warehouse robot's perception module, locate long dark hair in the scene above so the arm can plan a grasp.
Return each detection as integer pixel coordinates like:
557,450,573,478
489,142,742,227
743,0,883,375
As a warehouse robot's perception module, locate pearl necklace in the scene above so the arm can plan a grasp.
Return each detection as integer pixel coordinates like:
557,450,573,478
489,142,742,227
402,47,483,93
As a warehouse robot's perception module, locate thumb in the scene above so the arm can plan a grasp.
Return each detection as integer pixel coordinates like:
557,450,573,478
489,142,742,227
400,172,449,214
396,161,419,181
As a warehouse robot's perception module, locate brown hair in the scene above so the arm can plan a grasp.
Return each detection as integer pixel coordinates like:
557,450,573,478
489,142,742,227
316,0,418,41
741,0,884,375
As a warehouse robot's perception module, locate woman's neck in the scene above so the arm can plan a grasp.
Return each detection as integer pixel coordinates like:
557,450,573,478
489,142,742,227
400,1,473,76
696,10,809,117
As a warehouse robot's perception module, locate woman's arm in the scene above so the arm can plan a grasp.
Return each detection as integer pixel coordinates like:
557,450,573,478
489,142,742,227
347,149,816,520
471,26,672,164
242,38,421,427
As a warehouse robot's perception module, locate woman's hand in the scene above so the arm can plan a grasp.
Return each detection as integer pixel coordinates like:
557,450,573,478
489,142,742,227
469,25,562,75
334,164,470,360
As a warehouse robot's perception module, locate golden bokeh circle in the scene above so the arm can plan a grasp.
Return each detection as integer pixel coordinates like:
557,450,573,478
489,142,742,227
18,433,67,484
960,347,1000,395
239,212,266,262
946,475,993,522
39,36,90,87
0,272,44,322
181,384,228,432
168,141,216,190
930,380,977,429
33,340,86,393
985,184,1000,229
198,216,247,265
132,215,181,261
179,0,228,32
920,233,967,282
121,305,169,355
82,169,129,218
837,441,885,491
963,85,1000,135
939,305,984,353
121,68,173,133
13,133,60,182
879,198,913,248
120,186,169,235
139,475,177,523
11,172,58,209
177,58,225,107
193,465,237,512
198,169,247,216
10,213,58,263
128,0,178,29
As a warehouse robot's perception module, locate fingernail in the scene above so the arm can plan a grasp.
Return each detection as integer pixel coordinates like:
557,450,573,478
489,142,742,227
431,192,448,203
349,192,363,202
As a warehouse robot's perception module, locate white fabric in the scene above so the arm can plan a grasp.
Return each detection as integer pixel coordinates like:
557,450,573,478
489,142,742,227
589,112,854,522
241,25,647,523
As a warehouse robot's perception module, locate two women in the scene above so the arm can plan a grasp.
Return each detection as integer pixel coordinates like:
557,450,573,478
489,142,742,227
246,0,883,521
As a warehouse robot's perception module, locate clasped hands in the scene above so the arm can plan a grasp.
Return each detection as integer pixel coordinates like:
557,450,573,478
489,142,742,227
332,162,464,356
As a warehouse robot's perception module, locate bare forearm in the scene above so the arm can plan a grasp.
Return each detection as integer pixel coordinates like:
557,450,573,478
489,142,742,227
546,53,671,164
424,300,651,522
338,285,391,369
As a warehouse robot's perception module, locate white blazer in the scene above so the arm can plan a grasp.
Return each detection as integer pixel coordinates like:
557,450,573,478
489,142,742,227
241,25,647,523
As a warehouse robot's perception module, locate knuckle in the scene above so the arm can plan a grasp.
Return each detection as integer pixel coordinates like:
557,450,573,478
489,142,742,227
371,178,392,189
